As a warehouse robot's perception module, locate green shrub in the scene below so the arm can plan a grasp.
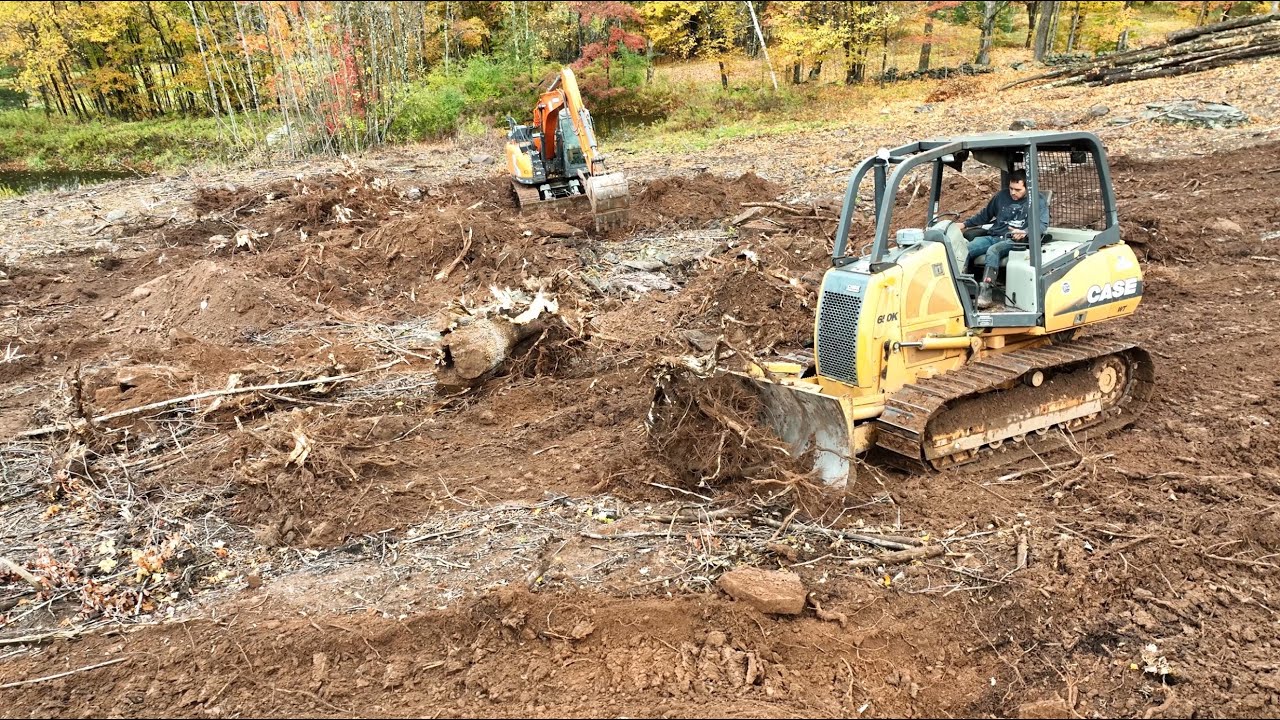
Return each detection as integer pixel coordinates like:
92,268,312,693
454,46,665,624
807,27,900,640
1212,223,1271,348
391,81,467,140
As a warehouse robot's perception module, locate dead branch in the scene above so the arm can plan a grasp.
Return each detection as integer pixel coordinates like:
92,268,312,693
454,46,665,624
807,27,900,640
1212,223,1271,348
846,544,945,568
18,359,405,437
751,516,922,551
0,556,45,590
434,225,473,281
739,201,820,216
0,657,128,689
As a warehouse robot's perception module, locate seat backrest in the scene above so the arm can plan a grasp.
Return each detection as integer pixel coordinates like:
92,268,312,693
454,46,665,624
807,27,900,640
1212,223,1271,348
928,220,970,278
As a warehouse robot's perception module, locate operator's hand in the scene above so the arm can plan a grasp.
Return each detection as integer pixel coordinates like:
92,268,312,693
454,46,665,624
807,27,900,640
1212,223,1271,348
1011,229,1027,241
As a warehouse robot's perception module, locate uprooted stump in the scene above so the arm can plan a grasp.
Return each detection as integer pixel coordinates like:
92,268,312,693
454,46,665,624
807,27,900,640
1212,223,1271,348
647,365,785,484
646,359,850,517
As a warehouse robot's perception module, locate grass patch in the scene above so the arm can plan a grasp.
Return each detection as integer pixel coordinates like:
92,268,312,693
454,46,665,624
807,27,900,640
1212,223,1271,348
0,110,235,171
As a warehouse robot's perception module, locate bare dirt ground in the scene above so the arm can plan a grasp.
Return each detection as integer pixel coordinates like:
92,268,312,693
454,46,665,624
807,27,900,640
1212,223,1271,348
2,59,1279,718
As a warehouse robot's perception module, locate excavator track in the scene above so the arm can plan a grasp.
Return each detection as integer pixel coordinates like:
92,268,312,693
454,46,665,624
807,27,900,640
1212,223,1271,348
875,337,1154,472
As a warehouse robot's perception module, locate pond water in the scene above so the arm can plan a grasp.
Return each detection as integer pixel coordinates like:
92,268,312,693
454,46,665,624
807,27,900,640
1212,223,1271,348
0,169,138,195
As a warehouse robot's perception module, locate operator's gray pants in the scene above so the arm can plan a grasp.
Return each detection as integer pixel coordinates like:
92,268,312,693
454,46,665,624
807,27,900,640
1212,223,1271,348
966,236,1013,277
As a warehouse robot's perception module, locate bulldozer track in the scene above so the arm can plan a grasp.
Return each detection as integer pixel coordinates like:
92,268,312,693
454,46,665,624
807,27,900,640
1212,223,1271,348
874,337,1155,472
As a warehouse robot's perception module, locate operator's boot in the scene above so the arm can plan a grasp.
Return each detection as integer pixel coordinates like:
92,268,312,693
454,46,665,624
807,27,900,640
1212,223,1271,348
976,267,997,309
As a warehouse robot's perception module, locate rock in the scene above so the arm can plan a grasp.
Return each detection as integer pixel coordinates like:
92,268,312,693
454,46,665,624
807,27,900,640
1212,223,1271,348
717,567,807,615
130,285,153,299
602,251,621,264
1262,230,1280,243
621,258,664,272
469,154,495,165
101,308,118,321
1147,100,1247,129
404,186,423,201
104,209,127,223
1009,118,1037,131
914,104,934,113
833,129,848,137
1209,217,1243,235
1088,104,1110,117
730,205,767,226
681,329,719,352
534,220,584,238
704,630,727,648
246,573,263,590
1016,695,1072,718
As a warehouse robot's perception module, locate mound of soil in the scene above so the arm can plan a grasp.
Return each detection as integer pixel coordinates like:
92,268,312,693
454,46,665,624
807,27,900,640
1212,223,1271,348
122,259,313,343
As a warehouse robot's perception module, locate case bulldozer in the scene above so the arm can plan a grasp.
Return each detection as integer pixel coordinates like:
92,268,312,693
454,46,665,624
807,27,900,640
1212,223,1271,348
653,131,1154,488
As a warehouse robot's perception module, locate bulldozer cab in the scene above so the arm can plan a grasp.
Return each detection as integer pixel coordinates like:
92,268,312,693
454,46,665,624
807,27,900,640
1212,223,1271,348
832,131,1122,329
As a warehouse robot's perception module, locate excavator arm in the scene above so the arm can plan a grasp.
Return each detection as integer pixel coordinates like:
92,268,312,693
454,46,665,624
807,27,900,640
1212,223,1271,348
556,68,607,176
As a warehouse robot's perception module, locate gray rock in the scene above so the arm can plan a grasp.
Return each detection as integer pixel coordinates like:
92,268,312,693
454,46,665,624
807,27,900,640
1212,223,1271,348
404,187,423,201
682,329,719,352
1088,104,1110,117
468,154,495,165
1009,118,1037,131
1261,230,1280,243
914,104,934,114
602,251,621,264
621,258,664,272
1146,100,1247,129
104,209,127,222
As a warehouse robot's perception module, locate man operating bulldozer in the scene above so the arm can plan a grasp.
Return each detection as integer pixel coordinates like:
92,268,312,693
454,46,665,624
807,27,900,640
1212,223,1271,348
964,169,1050,309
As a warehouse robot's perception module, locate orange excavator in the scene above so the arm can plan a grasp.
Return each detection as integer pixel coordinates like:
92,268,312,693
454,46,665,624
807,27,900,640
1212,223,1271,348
505,67,630,231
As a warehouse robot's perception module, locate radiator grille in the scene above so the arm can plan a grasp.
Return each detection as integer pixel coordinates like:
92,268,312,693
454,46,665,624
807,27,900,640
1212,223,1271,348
817,290,862,385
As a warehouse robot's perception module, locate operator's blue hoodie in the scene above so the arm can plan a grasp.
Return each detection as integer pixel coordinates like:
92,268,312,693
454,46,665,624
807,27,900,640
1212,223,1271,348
964,188,1050,238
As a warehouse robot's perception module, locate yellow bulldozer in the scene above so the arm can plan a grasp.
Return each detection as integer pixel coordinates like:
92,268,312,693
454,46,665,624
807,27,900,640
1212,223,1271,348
505,67,630,231
653,131,1154,488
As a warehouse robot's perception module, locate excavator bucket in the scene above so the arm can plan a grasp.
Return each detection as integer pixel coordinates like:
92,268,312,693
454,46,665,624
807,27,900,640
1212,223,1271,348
585,172,630,231
747,376,853,487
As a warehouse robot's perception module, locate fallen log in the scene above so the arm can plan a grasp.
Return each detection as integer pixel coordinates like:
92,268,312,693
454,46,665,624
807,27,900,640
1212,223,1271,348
1001,14,1280,91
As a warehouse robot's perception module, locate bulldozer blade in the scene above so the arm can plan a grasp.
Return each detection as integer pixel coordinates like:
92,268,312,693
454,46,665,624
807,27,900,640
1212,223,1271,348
586,172,630,231
745,376,852,488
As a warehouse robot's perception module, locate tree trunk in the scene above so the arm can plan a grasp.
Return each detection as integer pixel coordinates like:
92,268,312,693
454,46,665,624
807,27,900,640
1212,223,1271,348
1117,28,1130,51
879,24,889,85
1197,2,1209,27
1024,2,1039,49
719,60,729,88
745,0,778,91
919,16,934,71
976,1,1002,66
1066,1,1082,53
1034,1,1058,60
808,60,822,82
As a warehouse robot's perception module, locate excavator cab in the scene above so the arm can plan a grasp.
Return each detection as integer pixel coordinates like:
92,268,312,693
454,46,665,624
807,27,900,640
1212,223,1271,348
651,131,1153,491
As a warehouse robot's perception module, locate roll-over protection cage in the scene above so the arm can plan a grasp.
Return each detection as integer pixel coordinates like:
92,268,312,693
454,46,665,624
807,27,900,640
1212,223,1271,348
830,131,1122,325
